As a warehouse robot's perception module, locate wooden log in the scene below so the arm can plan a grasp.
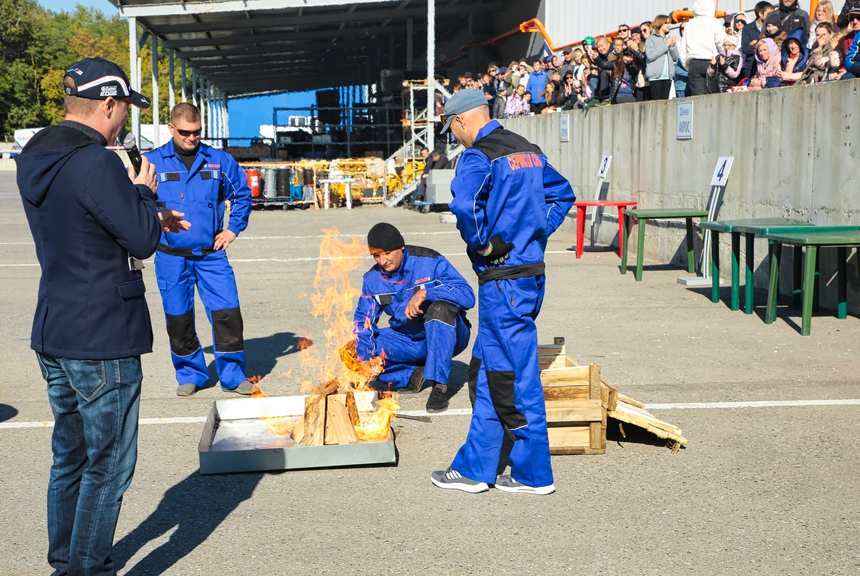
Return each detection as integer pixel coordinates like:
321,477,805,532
342,391,361,426
302,394,327,446
309,378,340,396
290,416,305,444
324,395,360,445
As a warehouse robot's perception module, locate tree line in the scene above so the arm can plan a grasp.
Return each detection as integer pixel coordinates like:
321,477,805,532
1,0,170,142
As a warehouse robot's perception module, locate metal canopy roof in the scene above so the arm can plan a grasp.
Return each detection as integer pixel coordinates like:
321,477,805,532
110,0,509,96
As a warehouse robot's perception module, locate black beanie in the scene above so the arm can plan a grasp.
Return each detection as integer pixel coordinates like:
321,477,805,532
367,222,405,252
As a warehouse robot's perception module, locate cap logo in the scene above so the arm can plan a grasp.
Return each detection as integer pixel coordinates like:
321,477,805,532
69,68,83,75
100,85,118,97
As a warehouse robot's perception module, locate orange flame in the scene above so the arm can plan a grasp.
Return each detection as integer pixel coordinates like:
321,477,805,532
250,378,296,438
354,395,399,441
255,227,398,441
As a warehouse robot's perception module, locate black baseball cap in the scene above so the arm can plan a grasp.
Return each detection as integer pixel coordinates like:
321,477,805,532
64,57,151,109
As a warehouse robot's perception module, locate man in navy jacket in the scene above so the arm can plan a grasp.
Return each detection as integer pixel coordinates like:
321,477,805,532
16,57,187,575
352,223,474,413
431,89,575,495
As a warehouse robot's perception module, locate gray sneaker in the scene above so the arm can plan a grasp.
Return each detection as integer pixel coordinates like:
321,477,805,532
431,467,489,493
176,383,198,397
494,474,555,495
223,380,257,395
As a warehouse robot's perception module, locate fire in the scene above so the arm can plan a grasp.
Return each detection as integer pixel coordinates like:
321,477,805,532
254,227,398,441
355,395,399,441
250,379,296,438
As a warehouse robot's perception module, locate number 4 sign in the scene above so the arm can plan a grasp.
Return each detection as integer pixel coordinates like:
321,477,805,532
710,157,734,187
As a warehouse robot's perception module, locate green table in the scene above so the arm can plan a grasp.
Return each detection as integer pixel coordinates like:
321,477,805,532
699,218,808,312
764,229,860,336
622,208,709,281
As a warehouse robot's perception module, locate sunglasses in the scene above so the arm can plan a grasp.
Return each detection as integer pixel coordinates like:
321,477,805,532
619,28,630,32
439,113,457,126
172,126,202,137
851,15,860,21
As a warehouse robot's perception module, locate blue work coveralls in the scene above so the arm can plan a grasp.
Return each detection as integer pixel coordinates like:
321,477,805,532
144,140,252,390
354,246,475,389
448,120,575,488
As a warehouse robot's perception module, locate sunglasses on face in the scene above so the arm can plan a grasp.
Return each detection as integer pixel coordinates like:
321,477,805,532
851,15,860,22
619,28,629,32
173,126,201,137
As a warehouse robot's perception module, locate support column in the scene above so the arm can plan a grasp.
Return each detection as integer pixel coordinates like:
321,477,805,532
191,69,197,108
181,59,187,103
151,35,160,148
128,17,141,143
200,77,207,139
427,0,436,130
222,91,229,142
406,18,414,71
168,49,175,112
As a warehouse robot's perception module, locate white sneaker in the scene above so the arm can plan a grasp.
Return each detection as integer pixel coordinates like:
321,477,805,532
431,467,489,493
494,474,555,495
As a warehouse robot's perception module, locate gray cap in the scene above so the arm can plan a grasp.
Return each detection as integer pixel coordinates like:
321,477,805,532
440,89,488,134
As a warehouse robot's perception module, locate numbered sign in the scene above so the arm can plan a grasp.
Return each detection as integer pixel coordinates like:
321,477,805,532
560,114,570,143
596,155,612,179
710,157,734,187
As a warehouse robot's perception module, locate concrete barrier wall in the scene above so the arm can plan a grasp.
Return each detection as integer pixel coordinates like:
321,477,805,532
503,79,860,312
0,159,16,171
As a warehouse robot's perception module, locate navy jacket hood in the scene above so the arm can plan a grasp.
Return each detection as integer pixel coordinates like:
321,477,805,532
16,126,98,207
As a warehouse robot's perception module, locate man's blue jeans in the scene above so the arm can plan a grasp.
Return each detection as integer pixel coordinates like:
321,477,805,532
37,353,142,576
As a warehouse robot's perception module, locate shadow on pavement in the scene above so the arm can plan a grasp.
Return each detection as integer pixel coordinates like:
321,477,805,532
201,330,307,388
606,417,680,449
0,404,18,422
113,471,263,575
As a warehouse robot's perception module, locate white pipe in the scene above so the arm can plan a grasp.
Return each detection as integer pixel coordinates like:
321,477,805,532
181,58,187,103
128,17,140,144
151,34,159,148
427,0,435,127
168,50,175,112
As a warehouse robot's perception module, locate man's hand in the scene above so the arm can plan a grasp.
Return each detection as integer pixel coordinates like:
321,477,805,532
128,155,157,193
158,209,191,233
404,289,427,319
478,235,514,266
213,229,237,251
667,36,677,47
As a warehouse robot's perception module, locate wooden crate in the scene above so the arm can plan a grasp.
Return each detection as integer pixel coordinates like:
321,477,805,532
541,362,607,455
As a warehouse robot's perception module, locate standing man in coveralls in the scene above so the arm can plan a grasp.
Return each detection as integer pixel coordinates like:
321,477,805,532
431,89,575,495
146,103,256,396
351,223,474,413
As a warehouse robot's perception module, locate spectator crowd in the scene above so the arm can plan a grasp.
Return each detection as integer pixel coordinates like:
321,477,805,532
446,0,860,117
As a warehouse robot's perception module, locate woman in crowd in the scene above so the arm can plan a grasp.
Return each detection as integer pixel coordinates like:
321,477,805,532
800,22,844,83
541,81,560,113
555,71,579,110
809,1,837,47
640,21,653,39
611,49,638,103
732,12,747,34
779,30,809,85
644,14,679,100
505,84,530,118
748,38,783,89
707,35,743,92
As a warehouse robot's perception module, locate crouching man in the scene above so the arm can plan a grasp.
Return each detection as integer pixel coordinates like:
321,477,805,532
351,223,474,413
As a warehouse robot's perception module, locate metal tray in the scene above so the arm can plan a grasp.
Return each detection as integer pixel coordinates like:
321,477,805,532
198,394,396,475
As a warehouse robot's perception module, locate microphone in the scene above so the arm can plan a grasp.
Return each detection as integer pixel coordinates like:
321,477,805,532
119,130,143,173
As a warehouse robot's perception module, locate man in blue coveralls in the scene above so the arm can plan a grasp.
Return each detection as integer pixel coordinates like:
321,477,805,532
146,103,256,396
351,223,474,413
431,89,575,495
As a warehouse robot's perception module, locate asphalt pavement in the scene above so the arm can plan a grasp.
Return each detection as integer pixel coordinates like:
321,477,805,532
1,172,858,575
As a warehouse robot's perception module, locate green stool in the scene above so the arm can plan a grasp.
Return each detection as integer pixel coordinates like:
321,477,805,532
622,208,708,281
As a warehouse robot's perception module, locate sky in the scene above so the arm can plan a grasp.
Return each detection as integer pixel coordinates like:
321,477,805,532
36,0,112,13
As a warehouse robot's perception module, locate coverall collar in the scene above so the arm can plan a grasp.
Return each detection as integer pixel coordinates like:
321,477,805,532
163,138,211,176
473,120,503,146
